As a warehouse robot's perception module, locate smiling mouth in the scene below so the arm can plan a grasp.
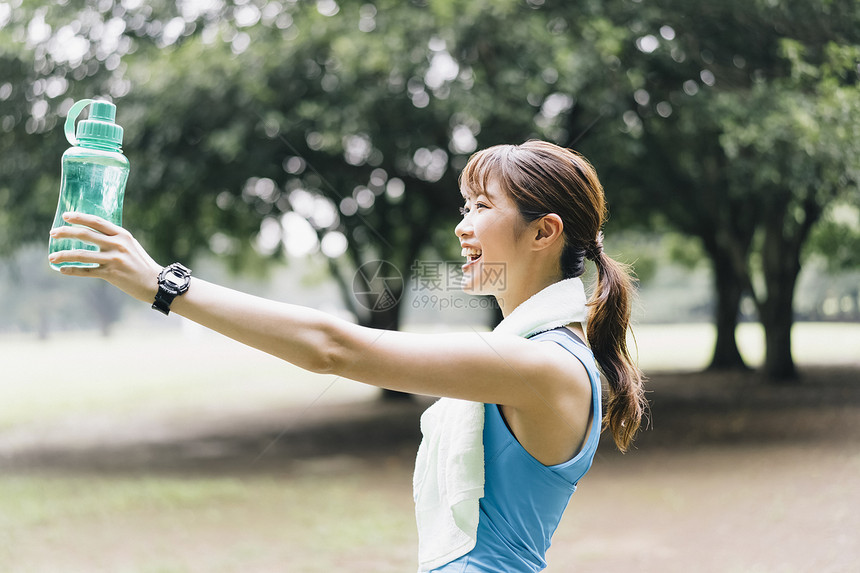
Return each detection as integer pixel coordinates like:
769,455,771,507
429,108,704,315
461,248,482,269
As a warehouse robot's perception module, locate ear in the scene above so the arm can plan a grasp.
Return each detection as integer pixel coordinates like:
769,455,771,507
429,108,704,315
532,213,564,251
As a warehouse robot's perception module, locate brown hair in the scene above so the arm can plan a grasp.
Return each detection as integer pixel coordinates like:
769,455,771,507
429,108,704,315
460,140,647,452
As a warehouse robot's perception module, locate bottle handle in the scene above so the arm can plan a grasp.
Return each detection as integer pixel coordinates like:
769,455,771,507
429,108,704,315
64,99,95,146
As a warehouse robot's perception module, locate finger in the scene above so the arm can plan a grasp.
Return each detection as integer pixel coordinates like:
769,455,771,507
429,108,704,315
56,264,99,277
61,212,123,236
50,224,111,248
48,248,106,267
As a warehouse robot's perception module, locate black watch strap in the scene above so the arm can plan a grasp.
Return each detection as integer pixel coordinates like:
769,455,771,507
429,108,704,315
152,287,178,316
152,263,192,316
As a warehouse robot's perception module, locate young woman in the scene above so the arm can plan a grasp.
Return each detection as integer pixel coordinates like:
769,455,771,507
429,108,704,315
49,140,646,572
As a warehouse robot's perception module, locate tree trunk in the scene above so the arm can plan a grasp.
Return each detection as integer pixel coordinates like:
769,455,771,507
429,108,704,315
759,234,801,382
708,264,750,371
37,309,50,341
700,233,752,371
757,193,822,382
761,289,797,381
88,282,120,337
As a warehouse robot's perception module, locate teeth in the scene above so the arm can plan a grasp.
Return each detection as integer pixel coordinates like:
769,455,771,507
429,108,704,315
461,247,482,259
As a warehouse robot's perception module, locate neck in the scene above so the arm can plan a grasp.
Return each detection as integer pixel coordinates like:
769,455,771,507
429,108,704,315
496,271,562,318
492,276,588,338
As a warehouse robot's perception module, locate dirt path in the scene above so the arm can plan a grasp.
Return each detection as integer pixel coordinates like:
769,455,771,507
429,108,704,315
2,366,859,572
549,366,860,573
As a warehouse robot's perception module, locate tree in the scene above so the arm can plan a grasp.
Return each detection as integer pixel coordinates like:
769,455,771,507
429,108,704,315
4,0,857,384
0,0,596,336
719,42,860,379
565,0,860,379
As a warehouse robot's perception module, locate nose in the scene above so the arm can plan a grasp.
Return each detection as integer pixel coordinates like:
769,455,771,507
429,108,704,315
455,212,471,239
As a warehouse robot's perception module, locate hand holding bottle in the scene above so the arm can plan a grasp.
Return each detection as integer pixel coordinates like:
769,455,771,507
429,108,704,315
49,212,163,305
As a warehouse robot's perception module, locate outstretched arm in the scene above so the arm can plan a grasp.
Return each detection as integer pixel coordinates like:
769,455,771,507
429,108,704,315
50,212,361,375
48,213,589,412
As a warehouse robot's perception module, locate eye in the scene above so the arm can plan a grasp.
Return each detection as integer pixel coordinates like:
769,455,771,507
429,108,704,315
459,205,470,216
475,202,489,210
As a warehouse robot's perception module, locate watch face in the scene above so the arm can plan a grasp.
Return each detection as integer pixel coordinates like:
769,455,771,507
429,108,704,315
165,272,185,288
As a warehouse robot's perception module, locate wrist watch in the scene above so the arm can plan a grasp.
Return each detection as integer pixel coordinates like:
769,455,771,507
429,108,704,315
152,262,192,316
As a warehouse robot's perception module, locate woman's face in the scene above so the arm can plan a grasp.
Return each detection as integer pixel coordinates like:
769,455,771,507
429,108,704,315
454,178,531,298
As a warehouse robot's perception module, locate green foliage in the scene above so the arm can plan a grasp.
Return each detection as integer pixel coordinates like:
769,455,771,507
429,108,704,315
1,0,858,351
551,0,860,375
807,202,860,271
663,233,708,271
1,0,603,315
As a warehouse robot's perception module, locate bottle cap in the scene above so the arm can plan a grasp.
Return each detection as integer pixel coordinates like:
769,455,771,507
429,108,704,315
64,99,124,148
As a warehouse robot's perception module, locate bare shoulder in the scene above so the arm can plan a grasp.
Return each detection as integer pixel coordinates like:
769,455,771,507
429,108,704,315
501,332,594,466
529,332,593,407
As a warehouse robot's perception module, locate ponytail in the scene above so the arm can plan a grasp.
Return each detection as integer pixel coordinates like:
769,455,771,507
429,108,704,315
586,250,647,452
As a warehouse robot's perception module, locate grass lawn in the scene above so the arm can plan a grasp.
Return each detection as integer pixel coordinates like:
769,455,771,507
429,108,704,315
0,469,418,572
1,322,858,572
3,321,857,429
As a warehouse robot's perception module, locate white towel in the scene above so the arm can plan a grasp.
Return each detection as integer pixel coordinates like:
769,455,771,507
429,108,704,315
413,278,588,572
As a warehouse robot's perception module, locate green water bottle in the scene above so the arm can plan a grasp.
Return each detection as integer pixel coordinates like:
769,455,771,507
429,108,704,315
48,99,129,270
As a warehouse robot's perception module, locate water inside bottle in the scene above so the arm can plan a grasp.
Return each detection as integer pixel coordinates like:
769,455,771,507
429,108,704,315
49,157,126,270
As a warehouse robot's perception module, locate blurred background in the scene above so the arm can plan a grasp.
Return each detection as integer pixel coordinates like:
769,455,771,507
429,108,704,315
1,0,859,571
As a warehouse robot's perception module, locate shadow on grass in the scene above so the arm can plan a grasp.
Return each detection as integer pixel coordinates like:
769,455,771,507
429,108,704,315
3,365,859,476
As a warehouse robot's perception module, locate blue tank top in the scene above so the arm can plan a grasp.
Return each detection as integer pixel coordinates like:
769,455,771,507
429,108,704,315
432,327,603,572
